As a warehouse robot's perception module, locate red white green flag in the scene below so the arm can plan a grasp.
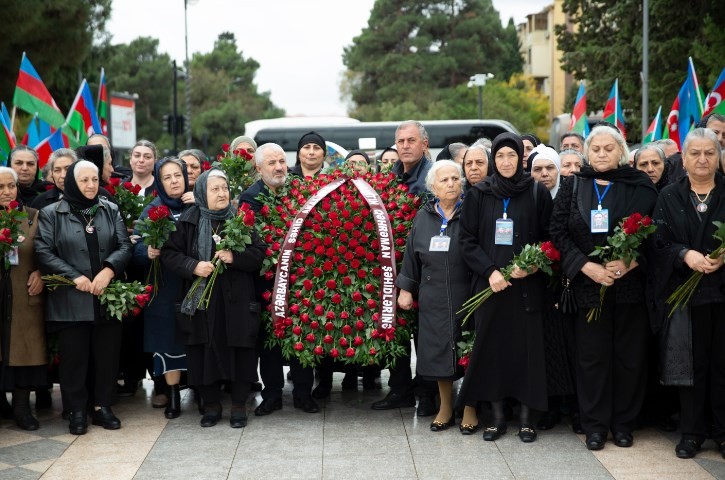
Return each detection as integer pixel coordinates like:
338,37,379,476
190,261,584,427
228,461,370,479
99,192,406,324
12,52,65,128
64,79,103,145
703,67,725,117
642,106,662,145
570,82,589,136
97,68,108,135
603,79,625,136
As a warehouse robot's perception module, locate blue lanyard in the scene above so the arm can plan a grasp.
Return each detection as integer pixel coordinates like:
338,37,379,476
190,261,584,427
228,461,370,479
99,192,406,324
593,179,612,210
502,198,511,219
435,198,462,236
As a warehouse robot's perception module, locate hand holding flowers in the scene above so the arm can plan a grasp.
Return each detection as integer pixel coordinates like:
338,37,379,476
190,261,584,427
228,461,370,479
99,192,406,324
136,205,177,297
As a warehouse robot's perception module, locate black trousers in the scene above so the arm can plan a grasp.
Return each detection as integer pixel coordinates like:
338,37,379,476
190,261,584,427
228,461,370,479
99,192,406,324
119,314,149,386
679,303,725,442
387,336,437,398
199,381,251,408
575,299,648,435
57,322,122,410
258,329,313,401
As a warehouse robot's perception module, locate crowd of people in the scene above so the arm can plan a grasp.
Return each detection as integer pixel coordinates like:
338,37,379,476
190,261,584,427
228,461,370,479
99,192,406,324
0,113,724,461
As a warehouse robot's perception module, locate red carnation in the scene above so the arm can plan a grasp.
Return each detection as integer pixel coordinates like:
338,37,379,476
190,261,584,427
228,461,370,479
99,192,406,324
355,320,365,331
345,347,355,358
313,346,324,355
369,347,377,355
290,304,300,315
325,322,334,331
330,348,340,358
294,342,304,352
338,264,348,275
340,311,350,319
323,335,334,344
305,333,316,343
342,325,352,335
367,299,377,310
357,269,367,279
331,293,342,304
314,305,325,316
339,338,349,347
221,143,230,152
310,321,319,330
303,279,314,291
353,336,363,346
292,326,302,336
342,276,352,287
314,289,325,300
352,291,363,302
326,279,337,290
300,313,310,323
262,291,272,302
326,311,336,320
641,216,652,227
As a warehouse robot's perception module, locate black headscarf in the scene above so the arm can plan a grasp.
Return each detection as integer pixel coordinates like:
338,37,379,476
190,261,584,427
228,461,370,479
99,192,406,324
521,133,541,147
345,149,370,163
436,145,453,161
63,161,99,210
296,131,326,165
576,164,656,191
153,158,189,211
76,145,105,175
476,132,533,199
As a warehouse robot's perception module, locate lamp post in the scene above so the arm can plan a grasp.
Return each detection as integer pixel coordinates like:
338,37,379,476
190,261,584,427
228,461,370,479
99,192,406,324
468,73,494,119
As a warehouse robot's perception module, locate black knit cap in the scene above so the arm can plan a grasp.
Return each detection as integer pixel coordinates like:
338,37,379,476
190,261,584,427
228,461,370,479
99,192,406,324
297,131,326,155
490,132,524,174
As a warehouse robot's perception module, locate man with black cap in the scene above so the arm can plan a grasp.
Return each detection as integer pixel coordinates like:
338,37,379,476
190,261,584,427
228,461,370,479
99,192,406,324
291,131,326,178
372,120,437,417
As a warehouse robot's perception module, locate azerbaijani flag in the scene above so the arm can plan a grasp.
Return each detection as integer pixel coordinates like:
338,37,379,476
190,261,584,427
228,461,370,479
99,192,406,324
603,79,625,135
0,103,12,134
569,81,589,137
97,68,108,135
64,79,103,145
687,57,705,123
12,52,65,128
0,111,16,164
642,106,662,145
703,67,725,117
21,114,53,148
665,81,691,150
35,128,70,169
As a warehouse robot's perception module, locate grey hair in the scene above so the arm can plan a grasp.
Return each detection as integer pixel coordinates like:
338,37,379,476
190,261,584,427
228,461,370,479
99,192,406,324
682,128,722,158
584,125,630,167
73,160,99,180
159,157,186,175
425,159,463,191
132,139,158,161
9,145,39,164
472,137,492,149
48,148,78,170
558,149,585,163
448,142,468,160
652,139,677,149
396,120,428,142
87,133,111,147
633,144,666,166
0,166,18,182
463,144,489,161
208,169,228,181
559,132,585,148
705,113,725,125
255,143,285,166
178,149,205,164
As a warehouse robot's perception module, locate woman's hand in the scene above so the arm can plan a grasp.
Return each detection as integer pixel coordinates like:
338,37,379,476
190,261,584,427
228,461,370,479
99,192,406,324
193,261,215,278
510,265,538,279
181,192,195,204
397,289,414,310
27,270,44,296
581,262,617,286
214,249,233,265
147,246,161,260
700,252,724,274
90,267,115,295
73,275,92,293
604,259,637,279
488,270,511,293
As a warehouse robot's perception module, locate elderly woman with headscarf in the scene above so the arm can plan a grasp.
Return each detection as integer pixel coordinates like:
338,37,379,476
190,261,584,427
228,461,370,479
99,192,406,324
549,126,658,451
457,133,553,443
521,133,541,171
35,160,132,435
530,145,561,198
131,158,191,419
0,167,47,431
161,168,266,428
462,144,488,188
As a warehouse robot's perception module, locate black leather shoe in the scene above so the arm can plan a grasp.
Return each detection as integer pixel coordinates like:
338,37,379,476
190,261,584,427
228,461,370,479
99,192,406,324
371,392,416,410
229,409,248,428
537,411,560,430
483,424,507,441
459,423,479,435
200,410,221,428
586,432,607,451
519,425,537,443
293,395,319,413
69,410,88,435
675,438,702,459
430,416,455,432
571,414,584,434
164,385,181,419
91,406,121,430
15,414,39,431
416,396,437,417
254,398,282,416
311,384,332,399
613,431,633,448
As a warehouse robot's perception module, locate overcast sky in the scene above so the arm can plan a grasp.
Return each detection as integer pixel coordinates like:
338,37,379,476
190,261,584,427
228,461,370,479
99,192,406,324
106,0,550,117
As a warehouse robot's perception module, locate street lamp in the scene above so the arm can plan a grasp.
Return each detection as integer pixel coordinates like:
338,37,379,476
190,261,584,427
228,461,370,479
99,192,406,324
468,73,494,120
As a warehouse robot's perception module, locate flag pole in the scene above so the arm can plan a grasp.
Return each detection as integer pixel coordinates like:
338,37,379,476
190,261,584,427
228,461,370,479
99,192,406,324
10,106,16,132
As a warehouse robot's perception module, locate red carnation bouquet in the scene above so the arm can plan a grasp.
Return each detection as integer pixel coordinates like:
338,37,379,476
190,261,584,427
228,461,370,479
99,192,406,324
184,203,256,310
214,144,256,196
256,170,421,367
136,205,177,298
666,221,725,317
456,331,475,371
111,180,153,228
587,212,656,321
0,200,28,269
458,241,561,324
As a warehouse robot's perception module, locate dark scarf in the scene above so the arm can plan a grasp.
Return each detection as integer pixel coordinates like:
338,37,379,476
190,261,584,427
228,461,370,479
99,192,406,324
153,158,189,211
576,164,657,192
63,162,99,210
476,132,533,199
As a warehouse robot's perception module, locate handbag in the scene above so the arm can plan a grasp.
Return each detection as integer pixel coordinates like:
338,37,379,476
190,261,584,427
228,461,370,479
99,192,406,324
559,277,578,314
659,305,694,387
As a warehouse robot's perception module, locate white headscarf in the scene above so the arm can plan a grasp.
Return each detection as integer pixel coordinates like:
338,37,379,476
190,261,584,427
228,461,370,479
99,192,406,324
530,145,561,198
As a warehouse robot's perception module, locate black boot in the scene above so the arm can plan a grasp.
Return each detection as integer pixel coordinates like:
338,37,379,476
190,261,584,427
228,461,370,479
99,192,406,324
0,392,12,419
165,384,181,419
13,388,39,431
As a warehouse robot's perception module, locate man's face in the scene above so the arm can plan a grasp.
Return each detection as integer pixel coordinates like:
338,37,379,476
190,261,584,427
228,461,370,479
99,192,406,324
560,135,583,152
706,119,725,149
395,124,427,167
52,156,74,191
257,150,288,190
11,150,37,186
531,159,559,190
130,146,155,176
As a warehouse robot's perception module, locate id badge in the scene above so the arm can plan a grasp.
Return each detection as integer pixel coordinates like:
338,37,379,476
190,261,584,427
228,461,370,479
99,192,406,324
6,246,19,266
429,236,450,252
494,218,514,245
590,209,609,233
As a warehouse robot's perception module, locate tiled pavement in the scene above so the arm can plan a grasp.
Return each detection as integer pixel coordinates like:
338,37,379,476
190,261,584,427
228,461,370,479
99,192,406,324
0,372,724,480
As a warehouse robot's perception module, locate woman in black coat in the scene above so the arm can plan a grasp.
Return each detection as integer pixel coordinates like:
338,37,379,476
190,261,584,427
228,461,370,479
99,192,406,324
550,126,658,451
650,129,725,459
35,160,132,435
161,168,265,428
457,133,553,443
396,160,471,432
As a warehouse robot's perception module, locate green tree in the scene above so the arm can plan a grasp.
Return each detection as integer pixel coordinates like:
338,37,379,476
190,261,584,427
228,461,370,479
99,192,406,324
342,0,522,120
556,0,724,140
